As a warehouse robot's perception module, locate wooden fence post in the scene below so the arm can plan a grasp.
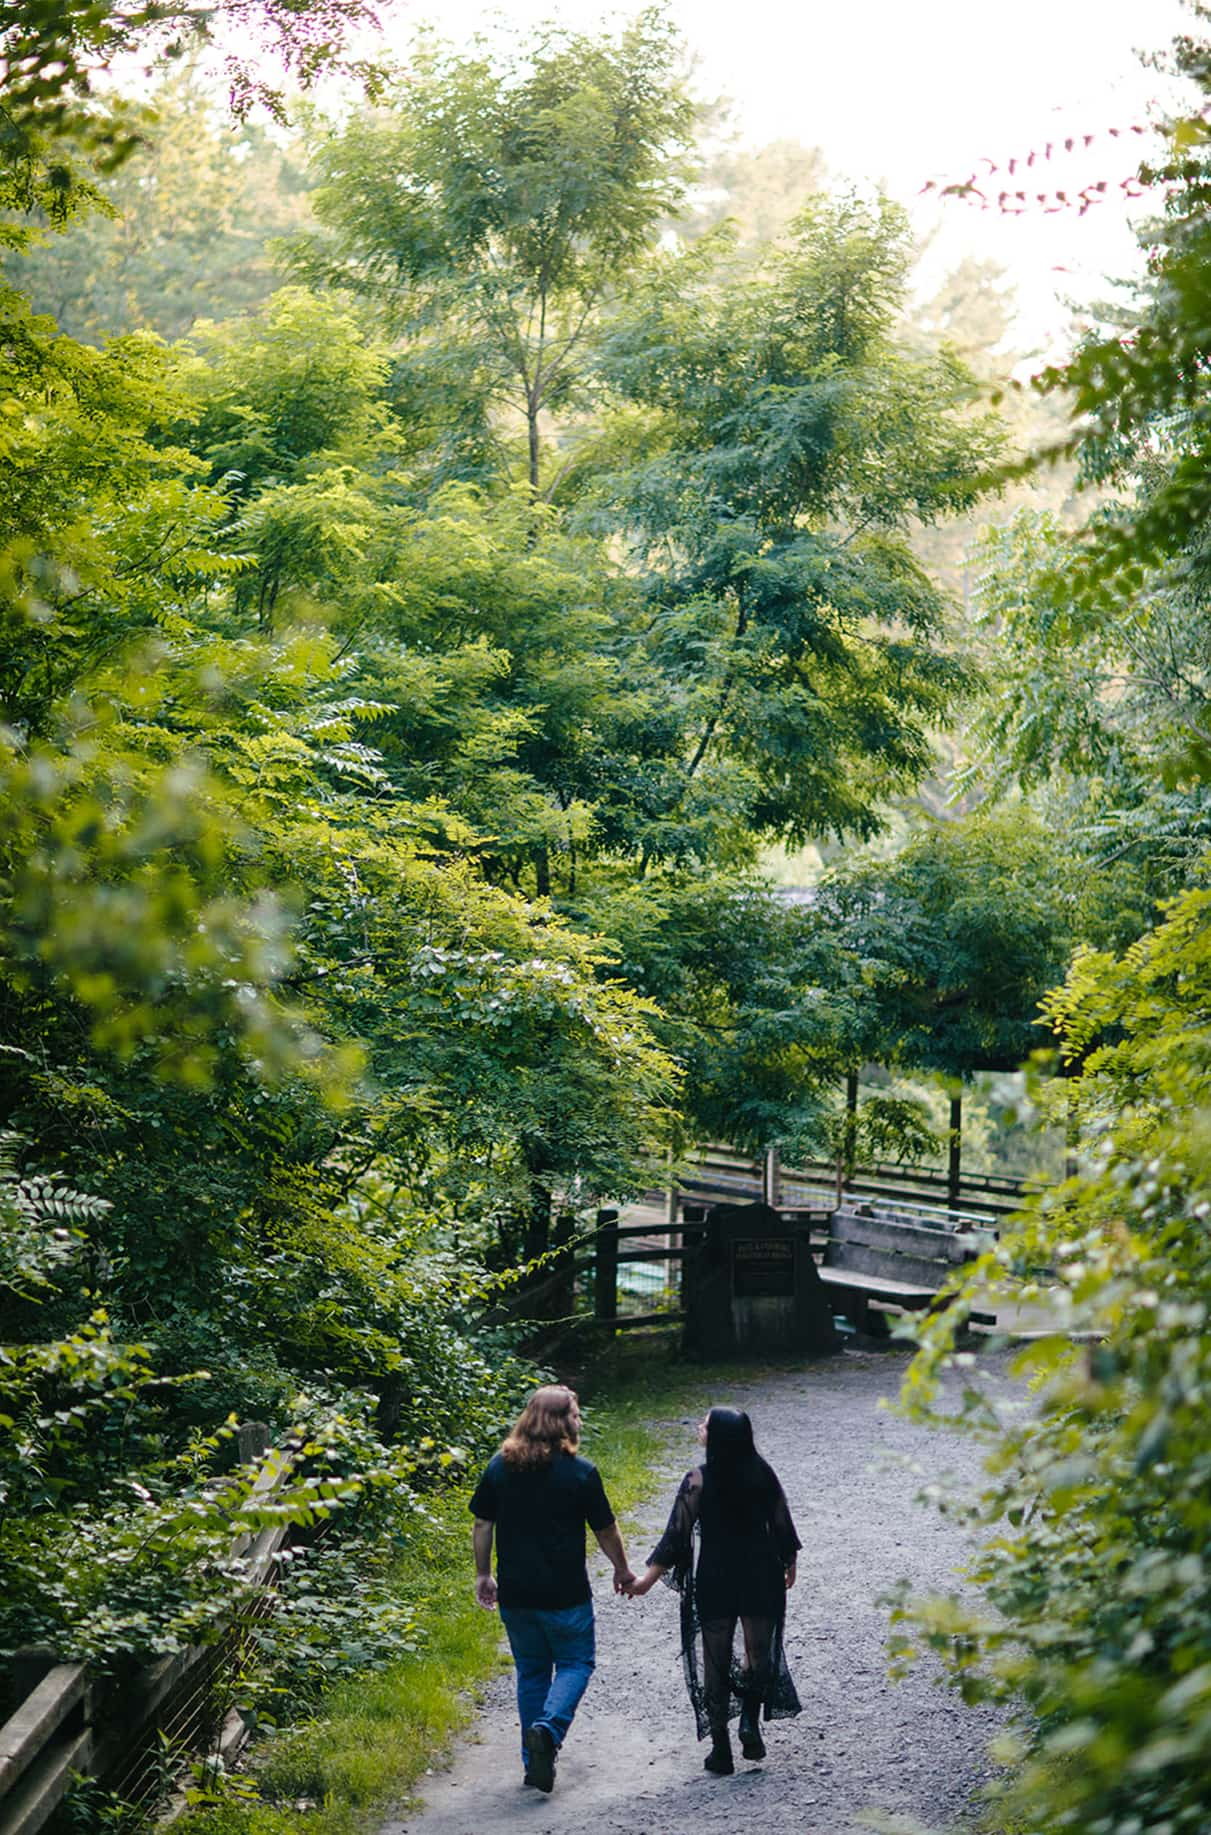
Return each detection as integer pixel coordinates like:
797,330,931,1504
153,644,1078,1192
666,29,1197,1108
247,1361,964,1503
763,1146,782,1208
594,1209,619,1330
664,1156,681,1304
947,1090,963,1210
664,1144,678,1230
235,1422,269,1465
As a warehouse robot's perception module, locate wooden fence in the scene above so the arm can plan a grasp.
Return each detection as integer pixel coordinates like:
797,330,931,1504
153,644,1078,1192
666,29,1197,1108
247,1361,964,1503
685,1143,1039,1222
584,1142,1036,1334
0,1433,290,1835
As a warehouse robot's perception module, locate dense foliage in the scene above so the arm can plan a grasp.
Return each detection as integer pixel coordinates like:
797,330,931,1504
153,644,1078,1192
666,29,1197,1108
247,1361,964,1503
18,13,1211,1828
893,27,1211,1835
898,873,1211,1835
0,4,1007,1690
4,68,313,344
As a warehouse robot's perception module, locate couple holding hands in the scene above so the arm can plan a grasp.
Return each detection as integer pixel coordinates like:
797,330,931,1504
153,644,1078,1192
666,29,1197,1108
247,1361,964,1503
470,1383,802,1794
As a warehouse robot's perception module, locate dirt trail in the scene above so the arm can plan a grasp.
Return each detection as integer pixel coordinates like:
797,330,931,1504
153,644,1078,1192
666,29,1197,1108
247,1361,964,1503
382,1349,1005,1835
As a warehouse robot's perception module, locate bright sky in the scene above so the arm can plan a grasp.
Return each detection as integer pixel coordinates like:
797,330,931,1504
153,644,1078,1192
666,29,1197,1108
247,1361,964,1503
372,0,1192,356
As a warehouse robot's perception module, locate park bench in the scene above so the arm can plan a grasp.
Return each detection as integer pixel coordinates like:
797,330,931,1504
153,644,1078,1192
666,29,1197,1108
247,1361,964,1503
816,1204,996,1335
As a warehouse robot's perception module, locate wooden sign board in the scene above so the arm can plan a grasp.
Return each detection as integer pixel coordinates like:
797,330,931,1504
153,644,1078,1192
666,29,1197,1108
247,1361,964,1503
731,1236,795,1299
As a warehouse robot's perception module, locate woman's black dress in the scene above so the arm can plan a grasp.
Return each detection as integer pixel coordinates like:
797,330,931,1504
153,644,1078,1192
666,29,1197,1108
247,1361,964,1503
648,1459,802,1740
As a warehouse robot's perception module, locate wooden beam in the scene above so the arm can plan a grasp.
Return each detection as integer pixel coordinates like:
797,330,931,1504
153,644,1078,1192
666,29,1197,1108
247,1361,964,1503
0,1667,87,1800
594,1211,618,1326
0,1730,91,1835
947,1091,963,1210
611,1311,685,1331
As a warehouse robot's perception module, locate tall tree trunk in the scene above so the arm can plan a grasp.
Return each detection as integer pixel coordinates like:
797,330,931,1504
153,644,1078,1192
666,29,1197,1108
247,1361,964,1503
528,400,540,495
521,1135,553,1263
685,594,748,780
843,1068,859,1182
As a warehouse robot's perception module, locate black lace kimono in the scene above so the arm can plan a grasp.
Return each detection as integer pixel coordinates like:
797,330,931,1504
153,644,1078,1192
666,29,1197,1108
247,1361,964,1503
648,1459,802,1740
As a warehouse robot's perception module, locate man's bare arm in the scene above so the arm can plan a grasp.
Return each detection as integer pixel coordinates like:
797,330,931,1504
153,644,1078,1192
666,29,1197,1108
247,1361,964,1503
473,1517,498,1609
594,1520,635,1594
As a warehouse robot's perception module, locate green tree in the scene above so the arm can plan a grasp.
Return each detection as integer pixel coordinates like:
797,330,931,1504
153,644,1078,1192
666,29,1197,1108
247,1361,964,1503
291,12,697,492
0,252,679,1354
891,28,1211,1835
963,504,1211,900
169,287,650,898
0,4,679,1701
907,255,1079,609
815,809,1104,1078
897,867,1211,1835
584,871,860,1157
591,194,1001,851
680,137,828,248
8,68,313,344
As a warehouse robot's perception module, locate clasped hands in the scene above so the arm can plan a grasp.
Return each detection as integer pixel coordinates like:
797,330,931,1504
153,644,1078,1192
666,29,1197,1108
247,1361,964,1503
479,1560,793,1609
615,1564,658,1599
618,1559,797,1598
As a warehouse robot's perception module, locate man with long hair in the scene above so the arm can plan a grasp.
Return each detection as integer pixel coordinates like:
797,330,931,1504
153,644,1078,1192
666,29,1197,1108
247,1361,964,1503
469,1383,635,1794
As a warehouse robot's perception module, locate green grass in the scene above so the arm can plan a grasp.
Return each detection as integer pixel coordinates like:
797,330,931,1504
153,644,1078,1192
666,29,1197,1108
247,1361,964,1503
179,1333,730,1835
180,1492,509,1835
255,1494,509,1808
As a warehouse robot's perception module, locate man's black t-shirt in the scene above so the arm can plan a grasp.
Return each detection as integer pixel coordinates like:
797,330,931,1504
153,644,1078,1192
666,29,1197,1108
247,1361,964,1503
469,1451,615,1609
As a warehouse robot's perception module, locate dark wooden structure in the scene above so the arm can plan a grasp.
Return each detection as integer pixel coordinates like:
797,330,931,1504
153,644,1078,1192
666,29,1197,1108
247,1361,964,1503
584,1150,1012,1343
682,1201,841,1357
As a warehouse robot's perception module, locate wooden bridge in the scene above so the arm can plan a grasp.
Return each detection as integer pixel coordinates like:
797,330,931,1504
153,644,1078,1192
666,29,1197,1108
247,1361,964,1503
559,1142,1039,1336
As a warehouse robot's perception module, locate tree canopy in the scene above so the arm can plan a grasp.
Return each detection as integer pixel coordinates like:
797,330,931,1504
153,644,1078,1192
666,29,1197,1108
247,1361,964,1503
8,1,1157,1782
291,13,697,491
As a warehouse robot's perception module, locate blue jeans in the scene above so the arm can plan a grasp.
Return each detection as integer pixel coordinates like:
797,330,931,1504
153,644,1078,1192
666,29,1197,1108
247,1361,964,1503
499,1600,596,1771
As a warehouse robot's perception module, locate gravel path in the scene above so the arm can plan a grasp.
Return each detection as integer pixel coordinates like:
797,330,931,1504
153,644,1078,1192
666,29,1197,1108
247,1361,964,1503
383,1348,1005,1835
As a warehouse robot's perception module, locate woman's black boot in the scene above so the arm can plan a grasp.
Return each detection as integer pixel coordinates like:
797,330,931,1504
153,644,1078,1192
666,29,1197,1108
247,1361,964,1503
704,1729,734,1775
738,1696,766,1761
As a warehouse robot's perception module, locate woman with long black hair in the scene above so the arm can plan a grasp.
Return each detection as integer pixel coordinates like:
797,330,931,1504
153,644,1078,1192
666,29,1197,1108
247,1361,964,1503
626,1406,801,1775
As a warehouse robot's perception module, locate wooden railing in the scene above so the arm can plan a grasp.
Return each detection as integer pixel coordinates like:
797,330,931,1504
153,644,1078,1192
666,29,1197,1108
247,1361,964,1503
583,1141,1038,1334
682,1144,1038,1221
590,1218,694,1333
0,1433,290,1835
0,1666,91,1835
484,1141,1040,1340
587,1208,837,1334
